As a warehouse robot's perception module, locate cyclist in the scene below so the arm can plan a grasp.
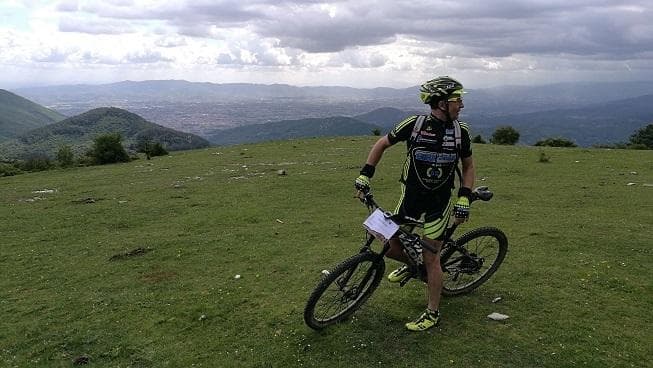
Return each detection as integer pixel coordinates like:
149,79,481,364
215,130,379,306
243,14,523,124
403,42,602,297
354,76,475,331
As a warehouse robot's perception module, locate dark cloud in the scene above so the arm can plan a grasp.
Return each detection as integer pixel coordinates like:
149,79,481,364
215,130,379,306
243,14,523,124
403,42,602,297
61,0,653,60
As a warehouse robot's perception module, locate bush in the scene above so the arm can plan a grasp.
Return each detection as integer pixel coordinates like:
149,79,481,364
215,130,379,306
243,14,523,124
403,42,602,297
0,162,21,177
56,145,75,168
490,126,520,145
87,133,130,165
534,137,577,147
18,154,54,172
472,135,486,144
372,128,382,136
148,142,168,157
538,151,551,163
136,137,169,159
629,124,653,149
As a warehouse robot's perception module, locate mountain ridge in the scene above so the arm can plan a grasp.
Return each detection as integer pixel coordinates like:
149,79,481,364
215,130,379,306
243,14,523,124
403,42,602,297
0,107,210,160
0,89,66,141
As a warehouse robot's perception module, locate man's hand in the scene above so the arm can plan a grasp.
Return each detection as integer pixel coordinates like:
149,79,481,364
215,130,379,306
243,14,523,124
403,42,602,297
453,196,470,224
354,174,371,193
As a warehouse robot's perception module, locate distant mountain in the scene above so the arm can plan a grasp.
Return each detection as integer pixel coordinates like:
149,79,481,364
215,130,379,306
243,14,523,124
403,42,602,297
15,80,653,114
473,94,653,146
11,79,653,146
0,107,209,160
14,80,416,105
207,116,381,146
354,107,422,130
464,81,653,116
0,89,65,141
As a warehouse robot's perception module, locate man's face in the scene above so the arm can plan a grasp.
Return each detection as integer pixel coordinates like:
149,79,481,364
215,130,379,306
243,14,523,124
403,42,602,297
447,96,464,120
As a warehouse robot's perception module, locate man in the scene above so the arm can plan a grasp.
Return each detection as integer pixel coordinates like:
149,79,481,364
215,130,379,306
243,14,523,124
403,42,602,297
354,76,475,331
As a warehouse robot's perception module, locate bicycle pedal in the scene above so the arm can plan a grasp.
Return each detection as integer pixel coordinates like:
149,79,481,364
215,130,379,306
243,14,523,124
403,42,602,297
399,275,414,287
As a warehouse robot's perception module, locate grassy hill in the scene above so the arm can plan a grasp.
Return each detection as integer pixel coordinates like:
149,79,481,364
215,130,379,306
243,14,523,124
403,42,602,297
0,107,210,160
0,89,65,141
207,116,381,146
0,138,651,367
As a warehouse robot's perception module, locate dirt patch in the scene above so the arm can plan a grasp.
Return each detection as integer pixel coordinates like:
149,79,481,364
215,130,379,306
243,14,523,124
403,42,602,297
109,247,153,261
141,270,177,283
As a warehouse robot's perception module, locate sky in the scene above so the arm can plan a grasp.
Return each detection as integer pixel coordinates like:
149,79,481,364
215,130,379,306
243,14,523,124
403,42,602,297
1,0,652,89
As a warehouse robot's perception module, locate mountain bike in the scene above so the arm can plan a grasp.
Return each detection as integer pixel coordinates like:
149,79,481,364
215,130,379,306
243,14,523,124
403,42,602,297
303,186,508,330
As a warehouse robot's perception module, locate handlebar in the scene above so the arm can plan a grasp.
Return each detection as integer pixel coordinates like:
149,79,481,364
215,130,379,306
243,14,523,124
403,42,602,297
357,186,494,209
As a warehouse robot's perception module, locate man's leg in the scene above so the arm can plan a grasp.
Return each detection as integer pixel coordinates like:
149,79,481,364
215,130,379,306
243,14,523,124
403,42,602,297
405,192,452,331
385,238,409,263
422,238,443,311
404,237,443,331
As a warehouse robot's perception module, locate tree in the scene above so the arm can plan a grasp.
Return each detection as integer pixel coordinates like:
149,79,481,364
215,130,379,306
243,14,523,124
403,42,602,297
534,137,577,147
629,124,653,149
490,126,520,145
88,133,130,165
56,145,75,167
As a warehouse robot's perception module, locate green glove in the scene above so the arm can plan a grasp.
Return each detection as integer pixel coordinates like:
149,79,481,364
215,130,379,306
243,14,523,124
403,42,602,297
354,175,371,192
453,196,470,219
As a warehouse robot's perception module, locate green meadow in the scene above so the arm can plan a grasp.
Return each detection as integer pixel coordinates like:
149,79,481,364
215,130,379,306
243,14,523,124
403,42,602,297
1,137,651,367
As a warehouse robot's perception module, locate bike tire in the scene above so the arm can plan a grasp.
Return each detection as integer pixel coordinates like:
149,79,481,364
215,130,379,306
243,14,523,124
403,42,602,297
303,252,386,330
441,227,508,296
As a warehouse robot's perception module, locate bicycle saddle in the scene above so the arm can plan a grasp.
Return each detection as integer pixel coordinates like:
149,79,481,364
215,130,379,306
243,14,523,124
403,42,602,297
473,186,493,201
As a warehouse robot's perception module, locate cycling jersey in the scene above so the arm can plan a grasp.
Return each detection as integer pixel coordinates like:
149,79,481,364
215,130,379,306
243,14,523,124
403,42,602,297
388,114,472,191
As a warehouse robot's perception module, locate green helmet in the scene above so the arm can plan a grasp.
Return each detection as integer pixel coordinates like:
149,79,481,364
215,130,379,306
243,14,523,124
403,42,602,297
419,76,464,104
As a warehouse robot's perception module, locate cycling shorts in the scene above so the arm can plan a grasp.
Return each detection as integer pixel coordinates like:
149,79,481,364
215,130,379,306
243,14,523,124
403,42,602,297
394,183,453,241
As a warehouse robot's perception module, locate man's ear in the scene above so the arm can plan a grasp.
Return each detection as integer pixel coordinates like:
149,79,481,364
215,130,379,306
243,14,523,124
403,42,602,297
437,100,447,110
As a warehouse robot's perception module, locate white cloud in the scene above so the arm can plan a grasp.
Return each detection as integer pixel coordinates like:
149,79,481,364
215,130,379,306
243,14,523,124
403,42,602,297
1,0,653,88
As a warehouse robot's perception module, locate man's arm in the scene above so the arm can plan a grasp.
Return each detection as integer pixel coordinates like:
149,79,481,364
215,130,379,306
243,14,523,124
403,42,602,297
365,135,393,166
355,135,394,192
460,155,475,191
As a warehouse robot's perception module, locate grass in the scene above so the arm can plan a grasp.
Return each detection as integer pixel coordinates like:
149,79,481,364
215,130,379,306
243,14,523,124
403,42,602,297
1,137,652,367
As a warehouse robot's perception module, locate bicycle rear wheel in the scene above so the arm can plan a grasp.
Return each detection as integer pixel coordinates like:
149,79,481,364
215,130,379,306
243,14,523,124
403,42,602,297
441,227,507,296
303,251,385,330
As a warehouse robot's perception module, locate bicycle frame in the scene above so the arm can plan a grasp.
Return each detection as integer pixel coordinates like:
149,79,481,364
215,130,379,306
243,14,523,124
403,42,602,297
355,187,493,284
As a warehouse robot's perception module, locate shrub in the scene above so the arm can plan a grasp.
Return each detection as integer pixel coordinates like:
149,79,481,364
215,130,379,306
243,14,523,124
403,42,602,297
372,128,381,136
87,133,130,165
490,126,520,145
136,137,168,159
534,137,577,147
628,124,653,149
18,154,54,172
538,151,551,163
0,162,21,177
148,142,168,157
472,135,486,144
56,145,75,168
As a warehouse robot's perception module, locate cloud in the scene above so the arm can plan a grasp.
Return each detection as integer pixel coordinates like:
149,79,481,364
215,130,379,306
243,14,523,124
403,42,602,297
123,49,172,64
58,15,137,34
2,0,653,88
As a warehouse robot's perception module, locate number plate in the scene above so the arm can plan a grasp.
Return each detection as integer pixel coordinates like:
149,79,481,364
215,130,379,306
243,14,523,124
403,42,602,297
363,209,399,242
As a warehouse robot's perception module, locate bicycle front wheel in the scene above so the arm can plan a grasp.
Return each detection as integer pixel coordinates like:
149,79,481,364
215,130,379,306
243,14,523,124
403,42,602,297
303,252,385,330
441,227,508,296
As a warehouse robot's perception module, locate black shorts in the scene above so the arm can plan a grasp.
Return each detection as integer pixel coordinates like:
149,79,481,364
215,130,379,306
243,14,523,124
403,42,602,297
394,183,453,240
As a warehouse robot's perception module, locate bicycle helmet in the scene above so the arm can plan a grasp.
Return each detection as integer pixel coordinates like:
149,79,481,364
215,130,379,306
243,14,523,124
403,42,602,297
419,76,464,104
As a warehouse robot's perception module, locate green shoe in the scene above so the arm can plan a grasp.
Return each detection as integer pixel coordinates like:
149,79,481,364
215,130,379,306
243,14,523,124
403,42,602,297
387,265,411,283
405,309,440,331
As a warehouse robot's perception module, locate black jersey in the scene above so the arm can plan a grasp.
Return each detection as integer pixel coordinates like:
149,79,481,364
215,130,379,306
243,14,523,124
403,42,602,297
388,114,472,191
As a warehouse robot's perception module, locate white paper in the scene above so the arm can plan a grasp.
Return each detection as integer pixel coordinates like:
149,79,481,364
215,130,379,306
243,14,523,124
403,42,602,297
363,209,399,242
